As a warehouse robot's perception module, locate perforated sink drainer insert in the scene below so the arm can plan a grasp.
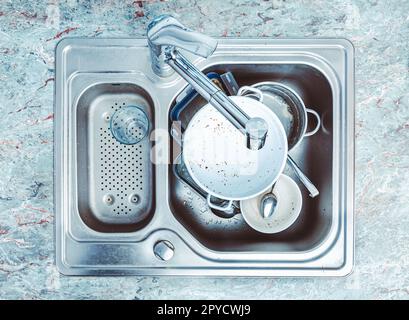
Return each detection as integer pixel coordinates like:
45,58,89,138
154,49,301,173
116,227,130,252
86,92,154,228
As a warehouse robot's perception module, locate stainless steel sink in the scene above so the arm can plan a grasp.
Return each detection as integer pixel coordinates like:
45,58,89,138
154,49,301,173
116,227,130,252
55,38,354,276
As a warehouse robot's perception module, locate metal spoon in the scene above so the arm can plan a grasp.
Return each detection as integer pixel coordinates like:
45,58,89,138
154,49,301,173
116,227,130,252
260,185,278,219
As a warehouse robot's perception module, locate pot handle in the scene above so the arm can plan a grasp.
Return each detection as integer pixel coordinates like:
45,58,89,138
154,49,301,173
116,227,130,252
207,194,234,212
170,122,183,146
304,108,321,137
237,86,264,102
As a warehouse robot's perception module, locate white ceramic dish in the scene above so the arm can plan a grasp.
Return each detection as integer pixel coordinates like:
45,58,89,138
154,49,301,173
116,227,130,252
240,174,302,234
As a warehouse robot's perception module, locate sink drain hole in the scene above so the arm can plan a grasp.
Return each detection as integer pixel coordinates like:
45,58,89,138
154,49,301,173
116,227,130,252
103,194,115,206
129,193,140,204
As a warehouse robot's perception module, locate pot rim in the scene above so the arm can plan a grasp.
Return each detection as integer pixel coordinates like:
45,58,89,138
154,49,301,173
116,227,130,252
251,81,308,151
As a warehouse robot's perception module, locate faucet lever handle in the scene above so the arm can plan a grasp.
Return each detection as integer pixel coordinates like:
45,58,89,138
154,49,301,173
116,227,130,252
147,15,218,58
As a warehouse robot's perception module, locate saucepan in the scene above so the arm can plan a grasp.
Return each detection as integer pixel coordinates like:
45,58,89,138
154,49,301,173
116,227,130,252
240,82,321,197
240,82,321,151
171,86,288,213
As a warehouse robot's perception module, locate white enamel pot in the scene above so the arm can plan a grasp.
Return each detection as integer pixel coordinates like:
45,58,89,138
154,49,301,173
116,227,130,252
180,87,288,212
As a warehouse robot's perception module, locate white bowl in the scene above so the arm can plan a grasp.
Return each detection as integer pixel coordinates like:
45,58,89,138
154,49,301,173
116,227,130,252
240,174,302,234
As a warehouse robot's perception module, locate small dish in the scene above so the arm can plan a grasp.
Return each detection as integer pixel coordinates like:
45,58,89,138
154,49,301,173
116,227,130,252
240,174,302,234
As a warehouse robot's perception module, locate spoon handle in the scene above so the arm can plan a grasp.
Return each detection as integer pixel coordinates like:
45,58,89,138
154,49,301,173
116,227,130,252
287,156,319,198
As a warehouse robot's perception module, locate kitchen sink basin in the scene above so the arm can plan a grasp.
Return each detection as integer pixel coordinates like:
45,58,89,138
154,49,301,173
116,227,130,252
76,83,155,233
55,38,354,276
169,63,333,252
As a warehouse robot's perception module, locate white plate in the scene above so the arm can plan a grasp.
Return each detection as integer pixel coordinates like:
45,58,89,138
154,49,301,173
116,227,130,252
240,174,302,234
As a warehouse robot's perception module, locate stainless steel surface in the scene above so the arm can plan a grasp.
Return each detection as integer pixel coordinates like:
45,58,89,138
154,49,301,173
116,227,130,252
260,186,278,219
287,155,320,198
55,37,354,276
147,15,268,150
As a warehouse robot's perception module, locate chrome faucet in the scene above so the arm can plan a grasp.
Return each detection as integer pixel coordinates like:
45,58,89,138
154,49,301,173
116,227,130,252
147,15,268,150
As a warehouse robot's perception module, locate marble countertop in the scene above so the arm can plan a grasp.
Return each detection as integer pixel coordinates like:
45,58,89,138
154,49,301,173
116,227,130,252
0,0,408,299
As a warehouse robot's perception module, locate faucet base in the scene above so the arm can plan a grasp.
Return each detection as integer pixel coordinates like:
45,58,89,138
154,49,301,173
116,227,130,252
150,49,175,77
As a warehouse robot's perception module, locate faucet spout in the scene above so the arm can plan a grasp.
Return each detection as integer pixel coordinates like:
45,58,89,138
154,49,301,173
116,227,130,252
147,15,268,150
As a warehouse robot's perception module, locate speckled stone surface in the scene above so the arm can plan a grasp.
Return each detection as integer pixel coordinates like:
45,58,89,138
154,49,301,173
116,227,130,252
0,0,408,299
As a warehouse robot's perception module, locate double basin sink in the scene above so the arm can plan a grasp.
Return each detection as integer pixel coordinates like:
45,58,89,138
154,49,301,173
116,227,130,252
55,38,354,276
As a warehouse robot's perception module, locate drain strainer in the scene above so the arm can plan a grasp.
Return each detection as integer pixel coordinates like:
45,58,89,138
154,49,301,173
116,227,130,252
110,105,149,145
88,95,153,225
